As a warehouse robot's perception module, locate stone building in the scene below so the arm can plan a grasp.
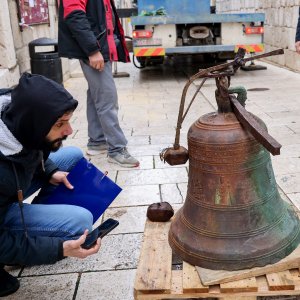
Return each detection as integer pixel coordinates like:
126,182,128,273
0,0,300,88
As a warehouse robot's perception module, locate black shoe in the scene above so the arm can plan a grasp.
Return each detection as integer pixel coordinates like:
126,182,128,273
0,268,20,297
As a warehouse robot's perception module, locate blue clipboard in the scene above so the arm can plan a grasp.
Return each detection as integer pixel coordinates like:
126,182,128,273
43,157,122,223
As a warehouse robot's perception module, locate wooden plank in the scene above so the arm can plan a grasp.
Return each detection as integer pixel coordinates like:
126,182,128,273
134,220,300,300
182,262,209,293
219,297,257,300
135,276,300,300
255,275,269,293
197,243,300,285
134,220,172,293
171,270,183,295
220,277,258,293
135,274,300,299
266,271,295,291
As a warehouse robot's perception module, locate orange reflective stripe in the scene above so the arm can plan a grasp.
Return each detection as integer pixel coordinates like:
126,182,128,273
152,48,164,56
235,44,264,53
134,48,165,57
138,48,149,56
253,44,263,52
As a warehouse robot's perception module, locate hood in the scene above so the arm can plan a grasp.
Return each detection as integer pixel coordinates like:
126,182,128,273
0,92,23,156
2,73,78,150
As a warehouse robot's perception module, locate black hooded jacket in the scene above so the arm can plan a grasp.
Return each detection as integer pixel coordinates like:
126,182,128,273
0,73,78,266
58,0,130,62
296,7,300,42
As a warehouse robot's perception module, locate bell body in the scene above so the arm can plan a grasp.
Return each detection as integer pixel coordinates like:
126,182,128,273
169,111,300,270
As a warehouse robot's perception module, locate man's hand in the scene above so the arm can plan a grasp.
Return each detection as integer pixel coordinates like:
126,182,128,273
49,171,73,189
296,41,300,54
89,51,105,71
63,230,101,258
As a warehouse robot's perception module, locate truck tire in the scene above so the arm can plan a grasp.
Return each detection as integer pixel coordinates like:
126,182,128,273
133,55,146,69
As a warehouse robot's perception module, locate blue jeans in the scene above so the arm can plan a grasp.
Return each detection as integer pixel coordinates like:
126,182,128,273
3,146,94,241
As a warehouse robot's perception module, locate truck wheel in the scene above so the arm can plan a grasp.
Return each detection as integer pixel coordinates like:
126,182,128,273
150,56,164,65
217,52,236,62
133,55,146,69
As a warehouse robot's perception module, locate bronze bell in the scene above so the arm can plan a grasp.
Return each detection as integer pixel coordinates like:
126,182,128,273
164,49,300,270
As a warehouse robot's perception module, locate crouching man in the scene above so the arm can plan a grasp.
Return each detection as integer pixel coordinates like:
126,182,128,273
0,73,100,297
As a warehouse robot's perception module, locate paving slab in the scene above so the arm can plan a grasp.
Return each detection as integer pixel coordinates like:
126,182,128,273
103,206,148,234
6,274,78,300
150,134,184,145
126,144,170,156
279,143,300,158
287,193,300,211
22,233,142,276
109,184,160,207
160,183,184,204
133,125,177,136
276,173,300,194
272,157,300,175
117,167,188,186
273,132,300,146
127,135,150,145
73,127,133,139
90,154,153,171
76,269,136,300
287,122,300,133
178,182,188,198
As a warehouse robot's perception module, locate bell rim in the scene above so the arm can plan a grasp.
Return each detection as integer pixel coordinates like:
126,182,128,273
168,208,300,270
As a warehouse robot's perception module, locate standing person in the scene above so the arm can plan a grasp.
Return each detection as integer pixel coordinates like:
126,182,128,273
58,0,140,168
296,7,300,54
0,73,101,297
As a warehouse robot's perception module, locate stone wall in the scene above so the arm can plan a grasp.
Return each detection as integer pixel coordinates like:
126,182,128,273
0,0,134,88
0,0,19,87
216,0,300,71
0,0,77,88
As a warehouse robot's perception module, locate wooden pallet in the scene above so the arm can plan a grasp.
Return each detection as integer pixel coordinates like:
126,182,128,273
134,220,300,299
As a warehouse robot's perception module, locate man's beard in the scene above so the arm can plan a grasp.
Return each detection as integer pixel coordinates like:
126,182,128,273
42,136,68,152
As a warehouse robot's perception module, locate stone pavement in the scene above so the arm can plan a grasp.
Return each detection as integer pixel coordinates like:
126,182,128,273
4,57,300,300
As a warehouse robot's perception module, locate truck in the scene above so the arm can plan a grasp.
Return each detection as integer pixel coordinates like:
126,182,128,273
130,0,265,68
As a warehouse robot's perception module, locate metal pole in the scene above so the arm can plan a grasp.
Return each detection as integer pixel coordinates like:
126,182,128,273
113,0,130,78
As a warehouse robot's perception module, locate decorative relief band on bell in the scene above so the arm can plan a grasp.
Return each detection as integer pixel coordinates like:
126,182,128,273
187,158,271,174
188,139,261,151
195,113,241,128
186,188,278,210
194,122,241,131
180,210,287,238
188,142,265,163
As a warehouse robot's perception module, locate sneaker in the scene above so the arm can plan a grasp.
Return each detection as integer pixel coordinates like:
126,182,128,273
108,148,140,168
86,144,108,156
0,269,20,297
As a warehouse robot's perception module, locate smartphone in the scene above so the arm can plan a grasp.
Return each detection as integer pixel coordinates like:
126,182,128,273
81,218,119,249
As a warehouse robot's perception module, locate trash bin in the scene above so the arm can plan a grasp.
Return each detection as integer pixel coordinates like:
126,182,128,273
29,37,63,84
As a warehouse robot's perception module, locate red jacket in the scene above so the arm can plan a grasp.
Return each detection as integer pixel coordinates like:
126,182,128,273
58,0,130,62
